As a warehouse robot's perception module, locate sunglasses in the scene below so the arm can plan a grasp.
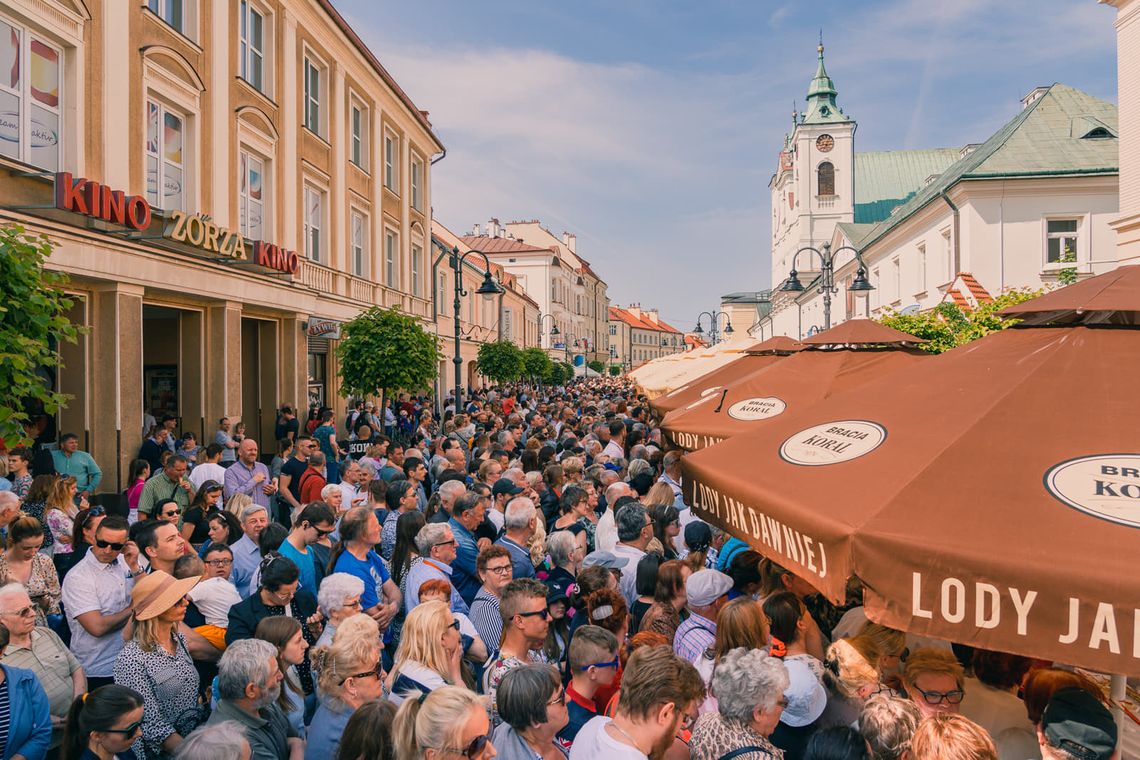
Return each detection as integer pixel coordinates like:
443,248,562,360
441,734,491,760
547,689,566,706
310,525,334,538
163,510,181,517
340,659,384,684
103,720,143,736
448,619,461,631
95,539,125,551
516,609,549,620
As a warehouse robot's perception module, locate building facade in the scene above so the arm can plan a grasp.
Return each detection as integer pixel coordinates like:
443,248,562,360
1104,0,1140,264
608,305,684,370
759,45,1119,339
0,0,440,489
432,220,539,398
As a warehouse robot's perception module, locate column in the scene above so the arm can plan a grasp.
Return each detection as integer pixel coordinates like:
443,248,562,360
280,315,309,414
90,284,144,493
102,1,130,189
257,320,279,446
280,9,299,250
179,311,206,443
206,302,242,423
209,0,232,225
331,66,346,273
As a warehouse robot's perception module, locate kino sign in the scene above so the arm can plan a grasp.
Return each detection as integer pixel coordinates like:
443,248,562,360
53,173,299,274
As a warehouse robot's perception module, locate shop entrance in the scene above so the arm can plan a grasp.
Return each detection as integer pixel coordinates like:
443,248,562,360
142,304,204,444
240,317,279,452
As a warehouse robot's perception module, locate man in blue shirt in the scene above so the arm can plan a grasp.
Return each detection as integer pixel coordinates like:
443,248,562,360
404,522,468,615
51,433,102,497
277,502,336,595
331,507,401,632
447,492,486,606
494,497,538,580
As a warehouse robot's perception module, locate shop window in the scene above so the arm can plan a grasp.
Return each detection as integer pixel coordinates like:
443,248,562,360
1046,218,1079,265
238,1,265,93
238,149,264,240
385,230,398,288
145,100,186,211
384,131,399,192
0,19,63,171
411,153,423,211
350,210,367,277
303,184,324,262
411,242,423,296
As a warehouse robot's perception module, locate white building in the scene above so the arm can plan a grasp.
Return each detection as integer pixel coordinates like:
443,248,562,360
761,46,1119,339
1103,0,1140,265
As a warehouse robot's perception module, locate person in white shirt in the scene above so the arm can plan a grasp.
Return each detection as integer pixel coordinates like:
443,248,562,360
611,501,652,606
175,547,241,652
569,645,705,760
188,443,226,491
595,481,632,555
602,420,626,461
338,460,366,510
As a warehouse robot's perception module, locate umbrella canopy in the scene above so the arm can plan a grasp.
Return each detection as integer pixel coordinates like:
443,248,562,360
662,320,927,452
680,268,1140,674
649,337,803,417
639,336,762,397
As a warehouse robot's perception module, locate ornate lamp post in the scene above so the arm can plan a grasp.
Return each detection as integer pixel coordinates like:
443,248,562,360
448,246,504,415
779,242,874,330
693,311,734,344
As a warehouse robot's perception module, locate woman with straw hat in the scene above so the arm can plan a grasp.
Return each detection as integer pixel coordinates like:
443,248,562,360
112,570,202,760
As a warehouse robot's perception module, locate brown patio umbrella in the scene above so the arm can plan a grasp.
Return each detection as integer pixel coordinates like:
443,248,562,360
680,267,1140,675
649,336,803,417
661,320,928,452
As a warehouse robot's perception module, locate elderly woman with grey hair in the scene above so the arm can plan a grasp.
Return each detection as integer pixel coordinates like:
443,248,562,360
690,647,791,760
313,572,365,648
175,721,251,760
490,664,569,760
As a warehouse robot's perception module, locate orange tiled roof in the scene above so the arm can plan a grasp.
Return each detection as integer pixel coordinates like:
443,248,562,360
608,306,682,334
958,272,994,303
459,235,555,255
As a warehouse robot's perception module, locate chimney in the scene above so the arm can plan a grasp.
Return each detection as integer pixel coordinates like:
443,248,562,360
471,223,482,237
562,231,577,253
627,303,641,319
487,218,502,238
646,309,659,323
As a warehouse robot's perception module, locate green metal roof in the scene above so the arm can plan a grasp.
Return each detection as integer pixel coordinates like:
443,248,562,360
835,222,878,248
801,45,852,125
854,84,1118,252
853,149,962,223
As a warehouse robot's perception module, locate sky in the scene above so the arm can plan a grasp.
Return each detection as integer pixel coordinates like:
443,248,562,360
337,0,1117,329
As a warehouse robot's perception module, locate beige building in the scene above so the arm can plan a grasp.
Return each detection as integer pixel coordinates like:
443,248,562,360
0,0,440,489
1104,0,1140,264
432,220,539,397
608,305,684,370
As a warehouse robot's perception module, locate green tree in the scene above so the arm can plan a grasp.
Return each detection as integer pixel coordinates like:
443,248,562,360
0,225,79,445
1057,244,1079,286
337,306,439,412
476,340,525,384
877,287,1045,355
548,361,575,386
608,365,622,376
521,347,552,383
587,359,606,375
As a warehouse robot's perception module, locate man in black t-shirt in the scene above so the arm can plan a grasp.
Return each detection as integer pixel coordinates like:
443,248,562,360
274,405,299,443
278,435,315,522
345,422,376,460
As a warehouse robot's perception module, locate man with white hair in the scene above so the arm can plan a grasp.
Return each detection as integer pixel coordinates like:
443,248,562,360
428,479,466,525
0,491,20,542
403,522,468,614
231,504,270,599
207,638,303,759
595,481,632,554
178,722,252,760
494,497,537,580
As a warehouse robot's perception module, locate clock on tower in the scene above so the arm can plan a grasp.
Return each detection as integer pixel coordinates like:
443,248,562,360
816,134,834,152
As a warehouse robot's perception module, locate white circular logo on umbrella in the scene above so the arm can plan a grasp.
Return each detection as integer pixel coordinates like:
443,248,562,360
779,420,888,466
1044,454,1140,528
727,397,787,421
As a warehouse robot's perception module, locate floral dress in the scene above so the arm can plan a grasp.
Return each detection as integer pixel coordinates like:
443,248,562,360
44,509,75,559
0,552,61,626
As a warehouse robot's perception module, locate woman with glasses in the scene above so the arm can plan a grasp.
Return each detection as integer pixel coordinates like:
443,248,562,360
225,555,321,706
900,648,967,720
112,570,202,759
0,515,61,627
61,684,144,760
71,507,106,562
385,600,464,707
690,647,790,760
182,481,223,546
307,622,385,760
197,511,241,559
153,500,182,529
492,664,569,760
313,573,365,649
393,684,494,760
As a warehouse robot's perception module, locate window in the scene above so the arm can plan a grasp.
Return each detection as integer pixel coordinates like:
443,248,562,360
239,1,264,92
238,149,264,239
350,211,366,277
411,243,422,296
145,100,186,210
1046,219,1079,265
148,0,184,33
916,243,927,294
384,132,398,192
384,230,398,288
891,258,901,302
501,307,513,340
609,324,616,335
303,185,323,261
438,273,447,316
303,57,323,135
941,229,953,283
817,161,835,196
350,100,367,169
871,268,881,310
411,155,423,211
0,20,62,171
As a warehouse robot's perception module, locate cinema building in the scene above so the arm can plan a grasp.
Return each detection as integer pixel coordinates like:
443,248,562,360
0,0,442,489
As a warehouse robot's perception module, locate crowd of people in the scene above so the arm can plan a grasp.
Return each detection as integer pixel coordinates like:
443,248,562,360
0,378,1125,760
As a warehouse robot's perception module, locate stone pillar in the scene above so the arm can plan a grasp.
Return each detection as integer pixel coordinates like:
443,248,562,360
90,284,144,493
280,314,309,414
206,302,242,424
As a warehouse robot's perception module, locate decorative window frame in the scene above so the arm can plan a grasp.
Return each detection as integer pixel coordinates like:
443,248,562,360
142,52,203,213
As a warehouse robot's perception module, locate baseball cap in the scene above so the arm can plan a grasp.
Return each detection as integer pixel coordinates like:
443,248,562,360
781,657,828,727
492,479,524,497
684,521,713,553
546,577,577,605
581,551,629,570
1042,687,1118,760
685,569,733,607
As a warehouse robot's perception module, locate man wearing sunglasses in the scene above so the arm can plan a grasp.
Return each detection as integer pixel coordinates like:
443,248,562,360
485,578,550,727
279,502,337,595
61,516,142,689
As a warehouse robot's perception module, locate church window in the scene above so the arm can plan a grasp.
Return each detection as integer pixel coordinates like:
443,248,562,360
817,161,835,196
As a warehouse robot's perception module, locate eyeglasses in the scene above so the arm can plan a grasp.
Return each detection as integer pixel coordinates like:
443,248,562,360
95,539,125,551
339,659,384,684
678,709,698,731
775,697,789,709
915,687,965,705
580,657,620,671
433,539,457,548
448,618,461,631
482,564,512,576
440,734,491,760
103,720,143,736
547,689,566,706
205,558,234,567
0,606,35,619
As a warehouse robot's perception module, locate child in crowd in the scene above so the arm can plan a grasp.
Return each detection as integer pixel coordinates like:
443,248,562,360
174,549,241,650
556,625,620,752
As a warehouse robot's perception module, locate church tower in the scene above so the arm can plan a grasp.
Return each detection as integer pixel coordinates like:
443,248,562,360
770,41,856,288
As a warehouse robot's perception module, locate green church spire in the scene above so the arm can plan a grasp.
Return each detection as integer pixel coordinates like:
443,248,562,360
801,36,850,125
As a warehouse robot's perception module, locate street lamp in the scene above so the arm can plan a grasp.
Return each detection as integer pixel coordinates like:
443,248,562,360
448,246,504,415
779,242,874,330
537,313,560,349
693,311,734,344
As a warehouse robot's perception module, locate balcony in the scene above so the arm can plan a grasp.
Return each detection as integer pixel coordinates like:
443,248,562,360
297,258,432,319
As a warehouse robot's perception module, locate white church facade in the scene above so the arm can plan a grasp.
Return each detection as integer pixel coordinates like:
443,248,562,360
756,46,1120,340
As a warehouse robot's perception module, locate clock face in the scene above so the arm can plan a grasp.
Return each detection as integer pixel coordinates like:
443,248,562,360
816,134,835,152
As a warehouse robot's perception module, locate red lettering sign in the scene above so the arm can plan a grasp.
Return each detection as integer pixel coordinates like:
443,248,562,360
54,172,151,231
252,240,300,275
